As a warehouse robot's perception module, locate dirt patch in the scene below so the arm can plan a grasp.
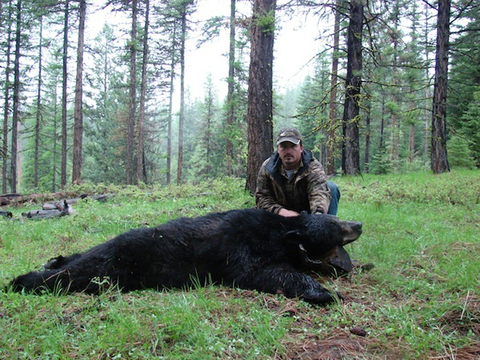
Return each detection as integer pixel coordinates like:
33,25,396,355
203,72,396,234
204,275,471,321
439,292,480,337
433,343,480,360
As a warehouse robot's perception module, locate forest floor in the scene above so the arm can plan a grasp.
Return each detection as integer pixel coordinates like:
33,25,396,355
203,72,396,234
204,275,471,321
1,170,479,359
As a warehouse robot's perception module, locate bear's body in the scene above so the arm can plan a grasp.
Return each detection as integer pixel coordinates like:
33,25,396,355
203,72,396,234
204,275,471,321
9,209,362,304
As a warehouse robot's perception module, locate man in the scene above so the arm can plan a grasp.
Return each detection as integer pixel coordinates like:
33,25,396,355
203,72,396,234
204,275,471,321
256,127,340,217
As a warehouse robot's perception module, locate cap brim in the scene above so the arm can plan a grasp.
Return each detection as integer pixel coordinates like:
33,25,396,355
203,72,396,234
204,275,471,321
277,137,301,145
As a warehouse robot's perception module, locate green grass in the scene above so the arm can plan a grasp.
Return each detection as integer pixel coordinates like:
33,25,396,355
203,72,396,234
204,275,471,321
1,171,479,359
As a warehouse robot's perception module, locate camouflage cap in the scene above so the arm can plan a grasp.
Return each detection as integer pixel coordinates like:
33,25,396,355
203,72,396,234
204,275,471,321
276,128,303,145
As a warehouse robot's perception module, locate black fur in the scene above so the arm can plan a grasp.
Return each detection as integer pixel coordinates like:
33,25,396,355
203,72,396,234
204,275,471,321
9,209,362,304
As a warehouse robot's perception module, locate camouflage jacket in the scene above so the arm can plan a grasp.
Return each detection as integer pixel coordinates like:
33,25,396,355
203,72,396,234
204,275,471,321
255,150,331,215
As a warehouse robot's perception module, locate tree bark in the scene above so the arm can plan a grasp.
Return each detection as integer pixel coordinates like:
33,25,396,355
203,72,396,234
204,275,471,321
364,103,370,173
431,0,451,173
423,2,431,159
11,0,21,193
137,0,150,183
246,0,276,194
225,0,236,176
166,21,176,186
177,7,187,185
72,0,86,184
126,0,138,185
3,0,13,193
342,0,363,176
61,0,69,189
34,16,43,189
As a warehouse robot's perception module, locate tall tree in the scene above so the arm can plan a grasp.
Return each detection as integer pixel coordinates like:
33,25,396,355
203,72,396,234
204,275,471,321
245,0,276,194
175,0,195,185
225,0,236,176
10,0,21,193
72,0,86,184
176,2,187,185
82,24,128,185
137,0,150,183
2,0,14,193
431,0,451,173
387,2,401,168
34,14,44,188
166,20,177,185
126,0,138,185
342,0,363,175
423,1,434,159
60,0,69,188
327,0,341,175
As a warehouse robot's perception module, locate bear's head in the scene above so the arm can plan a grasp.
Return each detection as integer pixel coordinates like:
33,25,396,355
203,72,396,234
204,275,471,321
285,213,362,258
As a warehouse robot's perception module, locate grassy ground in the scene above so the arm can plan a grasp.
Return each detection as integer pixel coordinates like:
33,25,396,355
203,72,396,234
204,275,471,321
0,170,479,359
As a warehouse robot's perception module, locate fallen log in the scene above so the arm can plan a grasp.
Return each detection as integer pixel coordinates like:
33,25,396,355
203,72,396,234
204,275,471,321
1,192,114,207
23,200,75,220
43,197,82,210
0,210,13,218
42,194,114,211
0,194,22,206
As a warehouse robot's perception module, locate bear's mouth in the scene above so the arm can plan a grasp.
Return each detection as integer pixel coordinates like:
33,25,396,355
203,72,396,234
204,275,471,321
342,221,362,245
298,244,354,274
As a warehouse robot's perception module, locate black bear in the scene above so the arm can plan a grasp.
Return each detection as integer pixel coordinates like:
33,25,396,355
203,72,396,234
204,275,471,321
9,209,362,304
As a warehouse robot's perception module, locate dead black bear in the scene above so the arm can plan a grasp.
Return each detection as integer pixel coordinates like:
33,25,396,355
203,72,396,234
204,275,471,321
9,209,362,304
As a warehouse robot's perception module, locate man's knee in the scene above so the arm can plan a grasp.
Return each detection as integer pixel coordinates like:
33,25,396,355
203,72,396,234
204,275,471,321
327,181,340,201
326,180,340,215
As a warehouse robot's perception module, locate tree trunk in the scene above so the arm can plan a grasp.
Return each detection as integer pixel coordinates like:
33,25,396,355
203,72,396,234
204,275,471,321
177,8,187,185
166,22,176,186
327,0,341,175
3,0,13,193
409,122,415,162
379,94,385,151
245,0,276,194
424,2,431,159
137,0,150,184
364,102,370,173
225,0,236,176
431,0,451,173
342,0,363,176
72,0,86,185
61,0,69,189
389,3,400,169
11,0,21,193
126,0,138,185
34,17,43,189
52,80,59,192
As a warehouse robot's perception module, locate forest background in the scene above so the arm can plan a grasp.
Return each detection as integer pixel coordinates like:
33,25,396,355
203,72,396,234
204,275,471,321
0,0,479,194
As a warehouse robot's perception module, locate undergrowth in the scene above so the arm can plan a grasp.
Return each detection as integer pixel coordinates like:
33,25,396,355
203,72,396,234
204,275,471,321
1,169,479,359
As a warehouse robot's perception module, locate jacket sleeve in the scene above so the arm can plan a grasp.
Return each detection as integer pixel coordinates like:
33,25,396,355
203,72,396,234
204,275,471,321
306,160,331,214
255,160,283,214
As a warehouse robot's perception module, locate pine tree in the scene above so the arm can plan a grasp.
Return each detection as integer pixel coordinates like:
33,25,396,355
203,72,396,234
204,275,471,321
342,0,363,175
431,0,451,173
246,0,276,194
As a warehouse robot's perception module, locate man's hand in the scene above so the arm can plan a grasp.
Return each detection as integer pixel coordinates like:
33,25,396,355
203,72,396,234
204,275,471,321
278,208,300,217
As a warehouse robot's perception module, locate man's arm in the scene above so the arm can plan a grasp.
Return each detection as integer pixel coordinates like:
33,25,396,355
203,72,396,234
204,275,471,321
255,163,281,214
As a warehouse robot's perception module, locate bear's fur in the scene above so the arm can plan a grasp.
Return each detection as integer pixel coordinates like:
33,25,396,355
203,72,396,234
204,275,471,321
9,209,362,304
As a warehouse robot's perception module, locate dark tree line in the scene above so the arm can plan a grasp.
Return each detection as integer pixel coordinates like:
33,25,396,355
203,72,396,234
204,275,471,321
0,0,477,195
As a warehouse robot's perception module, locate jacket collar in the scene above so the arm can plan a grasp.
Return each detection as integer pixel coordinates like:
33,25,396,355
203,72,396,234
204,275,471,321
265,149,313,180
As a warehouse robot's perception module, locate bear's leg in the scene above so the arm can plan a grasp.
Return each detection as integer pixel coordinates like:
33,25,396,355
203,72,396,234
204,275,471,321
10,270,67,293
9,268,105,294
244,265,337,305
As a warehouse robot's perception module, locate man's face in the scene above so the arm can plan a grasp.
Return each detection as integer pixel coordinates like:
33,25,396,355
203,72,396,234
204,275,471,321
277,141,303,170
